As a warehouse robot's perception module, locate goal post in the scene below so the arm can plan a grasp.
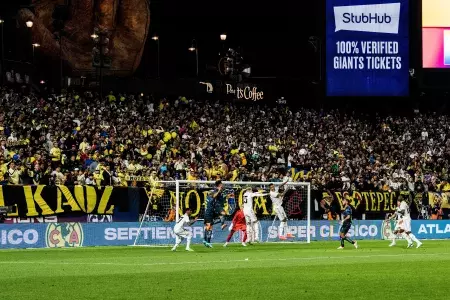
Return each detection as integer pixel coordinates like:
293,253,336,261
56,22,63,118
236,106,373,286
133,180,311,246
175,180,311,244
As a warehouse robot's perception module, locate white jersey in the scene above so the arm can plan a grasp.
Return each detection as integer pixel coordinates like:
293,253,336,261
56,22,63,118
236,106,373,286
270,190,283,208
174,213,192,232
399,201,410,219
394,207,403,220
243,191,267,211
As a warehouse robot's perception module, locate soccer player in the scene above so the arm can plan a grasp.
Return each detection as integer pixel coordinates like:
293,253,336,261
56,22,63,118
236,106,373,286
337,196,358,250
224,207,247,247
398,197,422,248
172,208,197,252
203,180,228,248
243,187,269,243
269,182,294,240
388,202,412,247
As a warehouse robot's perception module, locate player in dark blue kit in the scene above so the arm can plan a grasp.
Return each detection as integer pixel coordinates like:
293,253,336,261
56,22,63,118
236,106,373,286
203,180,228,248
337,196,358,250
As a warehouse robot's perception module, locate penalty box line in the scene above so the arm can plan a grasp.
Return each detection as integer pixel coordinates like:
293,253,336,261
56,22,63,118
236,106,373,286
0,252,447,267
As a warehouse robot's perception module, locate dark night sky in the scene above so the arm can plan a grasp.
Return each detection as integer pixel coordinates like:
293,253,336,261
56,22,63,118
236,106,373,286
0,0,322,80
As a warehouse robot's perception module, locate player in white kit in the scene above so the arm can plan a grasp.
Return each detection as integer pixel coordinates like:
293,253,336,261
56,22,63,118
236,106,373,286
269,182,294,240
243,188,269,243
389,205,413,247
398,198,422,248
172,208,197,252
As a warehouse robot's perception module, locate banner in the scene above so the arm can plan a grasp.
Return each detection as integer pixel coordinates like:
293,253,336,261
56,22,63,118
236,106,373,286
324,190,415,214
0,184,446,220
0,185,145,218
412,220,450,240
326,0,409,96
0,220,382,249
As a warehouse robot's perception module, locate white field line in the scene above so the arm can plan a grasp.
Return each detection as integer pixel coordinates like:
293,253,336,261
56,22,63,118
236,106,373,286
0,252,447,267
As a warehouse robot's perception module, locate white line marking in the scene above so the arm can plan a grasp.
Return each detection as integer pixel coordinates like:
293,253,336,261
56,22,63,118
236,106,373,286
0,252,446,267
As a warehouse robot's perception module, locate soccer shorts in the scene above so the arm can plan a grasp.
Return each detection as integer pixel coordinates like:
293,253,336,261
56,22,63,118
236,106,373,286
174,229,191,239
394,220,403,232
233,223,246,231
204,201,225,224
273,205,287,221
340,223,351,235
244,208,257,223
402,218,411,232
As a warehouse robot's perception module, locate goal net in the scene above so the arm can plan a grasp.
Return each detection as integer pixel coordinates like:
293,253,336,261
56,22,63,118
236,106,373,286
133,180,311,246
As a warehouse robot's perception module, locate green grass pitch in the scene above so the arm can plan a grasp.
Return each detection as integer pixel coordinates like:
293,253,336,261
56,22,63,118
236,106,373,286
0,240,449,300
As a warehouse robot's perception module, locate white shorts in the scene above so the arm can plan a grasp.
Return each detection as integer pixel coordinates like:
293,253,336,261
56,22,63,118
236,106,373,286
394,221,402,231
174,230,191,239
401,218,411,232
244,208,257,223
274,205,287,221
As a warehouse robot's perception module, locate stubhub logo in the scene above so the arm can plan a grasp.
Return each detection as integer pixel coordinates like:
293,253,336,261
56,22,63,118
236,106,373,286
334,3,400,34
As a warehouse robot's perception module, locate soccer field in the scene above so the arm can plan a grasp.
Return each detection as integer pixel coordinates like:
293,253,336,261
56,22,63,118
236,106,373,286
0,240,449,300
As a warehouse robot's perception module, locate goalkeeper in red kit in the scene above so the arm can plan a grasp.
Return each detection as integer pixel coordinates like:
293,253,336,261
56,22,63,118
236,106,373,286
223,208,247,247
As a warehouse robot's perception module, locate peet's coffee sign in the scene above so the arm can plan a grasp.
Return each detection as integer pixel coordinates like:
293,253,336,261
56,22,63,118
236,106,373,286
226,84,264,101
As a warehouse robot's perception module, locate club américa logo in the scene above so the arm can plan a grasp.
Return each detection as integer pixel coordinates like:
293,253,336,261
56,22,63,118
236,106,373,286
46,222,84,248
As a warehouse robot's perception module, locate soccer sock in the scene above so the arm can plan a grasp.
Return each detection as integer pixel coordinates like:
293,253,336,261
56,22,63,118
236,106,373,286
253,222,260,241
219,215,225,225
226,230,235,243
206,230,212,243
282,221,289,235
203,228,208,242
246,224,253,242
391,236,396,243
242,230,247,243
186,236,191,249
409,233,420,243
344,237,355,244
278,224,284,236
340,238,345,247
174,236,181,248
401,232,412,244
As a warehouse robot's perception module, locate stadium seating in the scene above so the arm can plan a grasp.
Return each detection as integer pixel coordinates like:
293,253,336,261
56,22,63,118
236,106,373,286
0,86,448,195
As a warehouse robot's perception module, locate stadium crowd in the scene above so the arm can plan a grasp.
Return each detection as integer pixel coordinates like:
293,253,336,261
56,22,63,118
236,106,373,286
1,86,450,195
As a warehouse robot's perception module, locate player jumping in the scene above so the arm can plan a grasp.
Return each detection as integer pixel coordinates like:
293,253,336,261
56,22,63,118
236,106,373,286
337,196,358,250
269,182,294,240
172,208,197,252
224,207,247,247
203,180,228,248
243,187,269,243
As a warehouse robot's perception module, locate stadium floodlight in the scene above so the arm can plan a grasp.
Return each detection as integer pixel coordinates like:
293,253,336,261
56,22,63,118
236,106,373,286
32,43,40,64
0,19,4,24
133,180,311,246
152,36,160,78
188,39,198,77
220,34,227,41
26,20,33,28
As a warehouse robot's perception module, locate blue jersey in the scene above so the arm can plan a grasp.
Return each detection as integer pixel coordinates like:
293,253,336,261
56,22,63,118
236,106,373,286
342,205,352,224
213,188,224,203
205,189,225,221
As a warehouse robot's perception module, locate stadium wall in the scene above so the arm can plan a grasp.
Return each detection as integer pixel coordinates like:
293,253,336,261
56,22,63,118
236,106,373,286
0,220,449,249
